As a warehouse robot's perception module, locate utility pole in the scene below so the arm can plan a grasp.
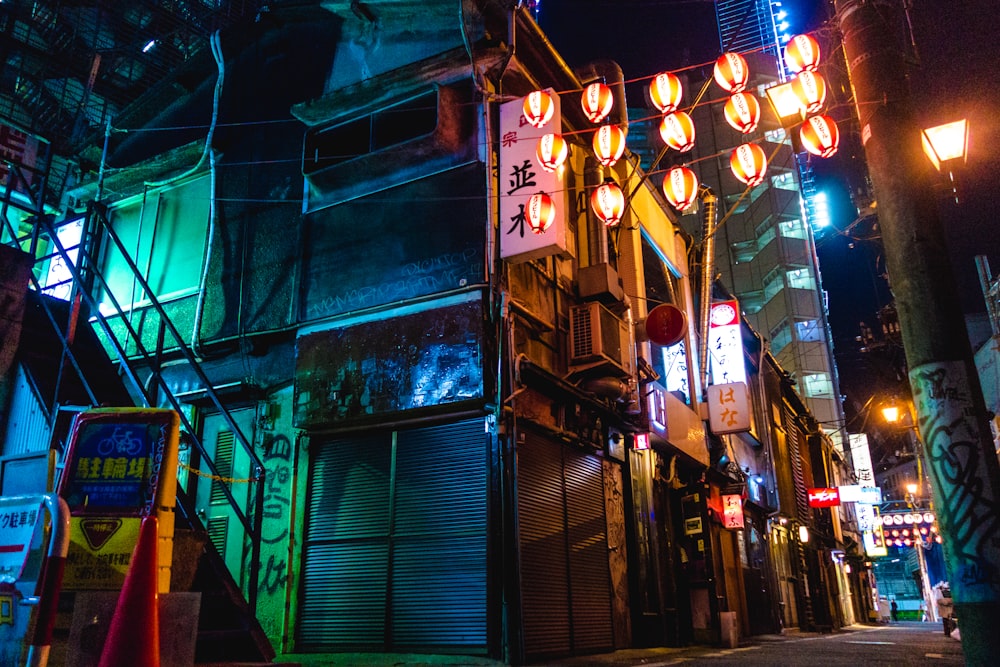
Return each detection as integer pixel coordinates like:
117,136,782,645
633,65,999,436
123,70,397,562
834,1,1000,664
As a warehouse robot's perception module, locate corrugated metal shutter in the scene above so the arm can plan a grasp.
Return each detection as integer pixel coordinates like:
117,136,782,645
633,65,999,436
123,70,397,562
392,420,487,647
300,433,391,648
518,433,612,660
299,419,487,651
564,448,613,651
518,434,571,657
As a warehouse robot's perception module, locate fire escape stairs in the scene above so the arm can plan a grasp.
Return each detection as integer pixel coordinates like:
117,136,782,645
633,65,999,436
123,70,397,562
2,171,274,662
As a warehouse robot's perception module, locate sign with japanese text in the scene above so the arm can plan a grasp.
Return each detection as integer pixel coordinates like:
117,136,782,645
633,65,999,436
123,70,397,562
838,484,882,504
63,516,141,590
708,300,747,386
58,408,179,593
722,493,744,529
0,496,42,582
864,504,888,557
807,487,841,507
660,341,690,401
707,381,751,434
0,124,42,196
499,90,572,263
848,432,876,488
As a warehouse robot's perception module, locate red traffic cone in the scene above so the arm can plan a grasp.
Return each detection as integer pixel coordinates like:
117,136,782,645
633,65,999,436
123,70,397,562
99,516,160,667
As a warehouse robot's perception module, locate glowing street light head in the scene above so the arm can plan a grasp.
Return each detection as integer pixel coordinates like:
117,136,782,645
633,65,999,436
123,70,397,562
922,119,968,172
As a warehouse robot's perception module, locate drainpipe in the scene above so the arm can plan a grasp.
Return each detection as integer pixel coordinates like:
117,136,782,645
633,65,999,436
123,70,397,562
697,186,718,395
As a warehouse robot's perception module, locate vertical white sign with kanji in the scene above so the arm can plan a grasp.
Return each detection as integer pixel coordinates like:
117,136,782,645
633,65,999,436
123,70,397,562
708,299,747,386
499,90,572,263
722,493,745,529
707,381,751,434
848,432,876,488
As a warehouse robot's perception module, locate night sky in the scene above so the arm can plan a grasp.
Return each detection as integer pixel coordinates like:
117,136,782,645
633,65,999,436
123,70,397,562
537,0,1000,354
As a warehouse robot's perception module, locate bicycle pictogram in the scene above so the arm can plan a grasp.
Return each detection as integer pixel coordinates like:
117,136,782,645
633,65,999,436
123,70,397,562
96,427,144,457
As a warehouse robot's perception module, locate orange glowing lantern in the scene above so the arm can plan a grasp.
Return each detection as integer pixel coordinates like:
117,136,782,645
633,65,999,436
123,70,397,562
592,124,627,167
662,166,699,212
730,142,768,187
659,111,696,152
649,71,683,113
591,180,625,226
536,133,569,172
522,90,555,128
723,92,761,134
714,52,749,93
799,115,840,158
526,192,556,234
581,82,614,123
791,71,827,115
784,33,822,73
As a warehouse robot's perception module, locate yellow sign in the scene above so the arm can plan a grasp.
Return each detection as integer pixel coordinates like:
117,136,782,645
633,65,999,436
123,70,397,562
62,516,141,590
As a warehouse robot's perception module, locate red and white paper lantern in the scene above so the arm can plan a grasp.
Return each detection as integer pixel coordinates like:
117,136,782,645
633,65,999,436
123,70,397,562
649,71,683,113
791,70,827,115
592,124,627,167
526,192,556,234
591,180,625,226
659,111,696,152
522,90,555,128
714,52,749,93
799,115,840,158
662,166,700,212
535,133,568,172
581,82,614,123
723,92,761,134
730,142,768,187
784,33,822,74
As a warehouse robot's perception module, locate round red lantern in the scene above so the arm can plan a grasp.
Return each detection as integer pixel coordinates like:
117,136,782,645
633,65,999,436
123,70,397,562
526,192,556,234
591,180,625,227
645,304,688,347
649,71,683,114
522,90,555,129
536,133,568,172
730,142,768,187
713,52,749,93
791,70,827,115
723,92,761,134
799,115,840,158
784,33,821,74
581,82,614,124
592,124,627,167
659,111,696,152
662,166,699,212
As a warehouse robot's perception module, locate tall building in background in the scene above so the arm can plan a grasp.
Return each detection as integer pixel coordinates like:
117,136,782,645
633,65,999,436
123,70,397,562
698,0,846,450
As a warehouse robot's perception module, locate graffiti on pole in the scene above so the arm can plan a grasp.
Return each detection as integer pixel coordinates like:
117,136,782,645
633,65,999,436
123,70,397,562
911,360,1000,603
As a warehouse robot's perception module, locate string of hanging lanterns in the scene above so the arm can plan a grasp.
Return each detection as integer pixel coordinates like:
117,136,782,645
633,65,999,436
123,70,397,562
517,32,841,231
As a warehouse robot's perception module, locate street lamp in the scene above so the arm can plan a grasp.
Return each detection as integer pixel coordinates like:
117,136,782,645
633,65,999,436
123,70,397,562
921,119,968,203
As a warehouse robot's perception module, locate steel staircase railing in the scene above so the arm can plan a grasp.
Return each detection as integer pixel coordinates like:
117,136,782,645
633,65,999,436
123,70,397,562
2,159,264,613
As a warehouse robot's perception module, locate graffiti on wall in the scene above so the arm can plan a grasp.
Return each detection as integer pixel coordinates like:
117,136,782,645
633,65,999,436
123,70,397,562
910,360,1000,603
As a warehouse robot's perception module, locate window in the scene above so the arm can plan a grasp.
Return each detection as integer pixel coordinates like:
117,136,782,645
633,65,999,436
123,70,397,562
778,216,807,239
763,267,783,303
99,175,210,314
795,318,823,342
764,128,786,144
770,320,791,354
802,372,834,398
770,171,798,191
786,267,816,291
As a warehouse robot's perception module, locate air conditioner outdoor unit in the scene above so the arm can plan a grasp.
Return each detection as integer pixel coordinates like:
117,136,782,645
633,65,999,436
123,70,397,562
568,301,635,378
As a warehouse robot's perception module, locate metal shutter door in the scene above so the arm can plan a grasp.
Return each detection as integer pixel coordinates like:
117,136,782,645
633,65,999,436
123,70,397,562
392,419,488,648
564,447,613,652
518,433,571,657
299,433,391,648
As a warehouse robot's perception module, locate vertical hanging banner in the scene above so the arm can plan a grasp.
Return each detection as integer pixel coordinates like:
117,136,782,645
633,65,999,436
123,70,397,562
58,408,179,591
499,90,572,263
709,300,747,386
